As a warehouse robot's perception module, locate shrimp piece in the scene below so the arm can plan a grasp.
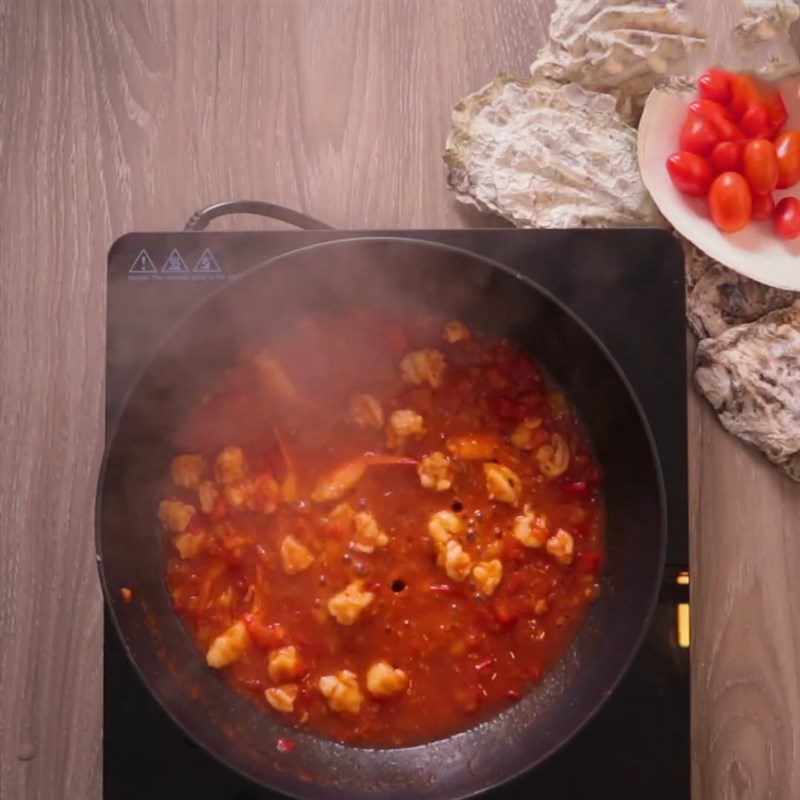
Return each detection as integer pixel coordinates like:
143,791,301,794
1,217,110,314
483,463,522,505
158,499,195,532
280,535,315,574
417,451,453,491
446,434,500,461
399,349,445,389
442,321,470,343
265,684,298,714
385,409,426,449
274,428,299,503
215,446,247,484
352,511,389,553
319,670,363,715
510,418,544,451
327,580,375,625
427,510,464,549
197,481,219,514
366,661,409,697
536,433,570,478
440,540,472,581
268,645,303,682
170,455,206,489
546,529,575,565
472,559,503,596
350,394,384,429
173,531,205,559
512,507,549,548
310,453,417,503
206,621,250,668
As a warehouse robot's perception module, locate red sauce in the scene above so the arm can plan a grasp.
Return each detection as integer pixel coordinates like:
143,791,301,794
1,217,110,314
161,311,604,746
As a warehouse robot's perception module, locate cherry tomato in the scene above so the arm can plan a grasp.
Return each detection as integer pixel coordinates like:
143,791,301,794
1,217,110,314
679,113,719,157
666,152,714,196
729,74,759,119
773,197,800,239
774,130,800,189
740,103,772,138
751,193,774,221
710,140,744,174
765,93,788,135
688,99,743,141
698,69,733,105
689,99,733,122
708,172,752,232
743,139,779,194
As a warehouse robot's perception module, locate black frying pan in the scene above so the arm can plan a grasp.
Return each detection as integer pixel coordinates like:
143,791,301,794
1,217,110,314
97,204,666,799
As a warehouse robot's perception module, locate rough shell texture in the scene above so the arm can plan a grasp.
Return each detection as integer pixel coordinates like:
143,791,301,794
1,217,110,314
443,75,663,229
682,237,797,339
694,300,800,481
529,0,706,124
735,0,800,49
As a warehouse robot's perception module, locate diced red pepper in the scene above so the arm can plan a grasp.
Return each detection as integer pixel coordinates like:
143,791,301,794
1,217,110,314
562,480,588,496
243,615,288,649
491,598,518,626
276,738,296,754
429,583,458,595
576,553,602,573
474,657,496,672
505,688,522,701
326,522,343,539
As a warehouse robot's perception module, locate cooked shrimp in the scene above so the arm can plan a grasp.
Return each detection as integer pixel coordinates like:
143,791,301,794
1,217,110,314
352,511,389,553
311,453,417,503
417,451,453,491
442,321,470,343
158,499,195,532
546,529,575,565
386,409,426,449
536,433,570,478
215,446,247,484
206,621,250,668
446,434,500,461
280,535,315,574
472,560,503,596
170,455,206,489
319,670,363,715
399,349,445,389
327,580,375,625
350,394,384,429
483,463,522,505
512,506,549,548
366,661,409,697
265,684,298,713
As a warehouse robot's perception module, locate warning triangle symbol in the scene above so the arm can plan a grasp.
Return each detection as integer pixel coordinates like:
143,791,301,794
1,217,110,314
193,248,223,274
129,250,157,274
161,249,189,273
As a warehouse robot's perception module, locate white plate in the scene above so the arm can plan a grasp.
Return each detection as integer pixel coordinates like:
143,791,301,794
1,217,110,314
638,75,800,291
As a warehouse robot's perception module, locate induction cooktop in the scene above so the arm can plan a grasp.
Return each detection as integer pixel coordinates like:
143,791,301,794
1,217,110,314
103,206,689,800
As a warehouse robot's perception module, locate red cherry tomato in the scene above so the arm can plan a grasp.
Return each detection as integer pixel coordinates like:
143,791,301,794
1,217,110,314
751,193,774,221
708,172,752,232
729,74,759,118
698,69,733,105
765,93,788,135
774,130,800,189
666,152,714,196
689,99,733,122
688,99,743,141
740,103,772,138
743,139,779,194
679,113,719,157
710,140,744,173
773,197,800,239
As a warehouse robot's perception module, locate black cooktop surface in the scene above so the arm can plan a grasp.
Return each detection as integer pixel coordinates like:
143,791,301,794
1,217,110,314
104,227,689,800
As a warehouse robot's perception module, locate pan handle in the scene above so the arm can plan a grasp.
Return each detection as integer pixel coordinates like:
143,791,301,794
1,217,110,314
184,200,333,232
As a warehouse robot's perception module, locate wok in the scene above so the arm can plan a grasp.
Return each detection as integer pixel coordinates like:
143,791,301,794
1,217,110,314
97,203,666,799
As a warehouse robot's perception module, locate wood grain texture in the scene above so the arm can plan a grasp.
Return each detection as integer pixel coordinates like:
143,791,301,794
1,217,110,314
0,2,796,799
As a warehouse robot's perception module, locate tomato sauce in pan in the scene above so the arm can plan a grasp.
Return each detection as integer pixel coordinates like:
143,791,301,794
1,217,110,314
159,311,604,746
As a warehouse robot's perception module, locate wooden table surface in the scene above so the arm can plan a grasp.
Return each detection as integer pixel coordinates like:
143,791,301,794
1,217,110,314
1,2,798,798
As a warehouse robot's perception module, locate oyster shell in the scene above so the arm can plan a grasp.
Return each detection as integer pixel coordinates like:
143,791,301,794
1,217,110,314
735,0,800,49
694,300,800,481
529,0,706,124
443,75,663,229
682,237,797,338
